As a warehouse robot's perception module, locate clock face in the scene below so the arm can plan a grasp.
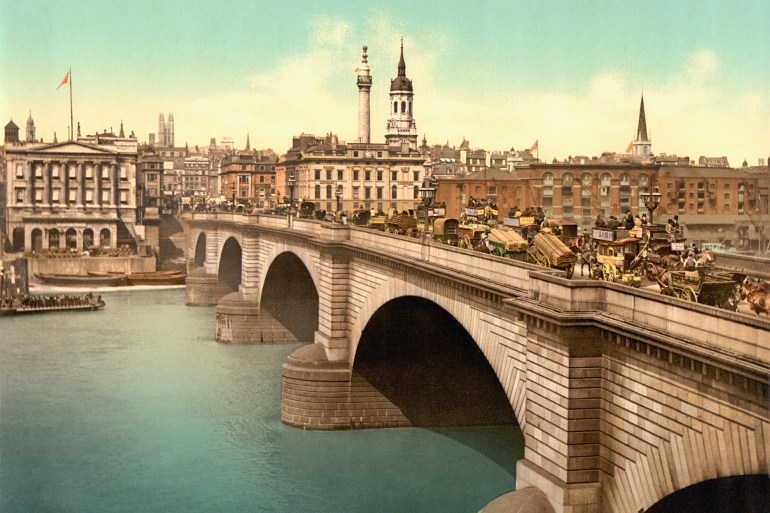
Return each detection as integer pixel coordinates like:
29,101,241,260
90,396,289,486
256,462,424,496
364,151,372,158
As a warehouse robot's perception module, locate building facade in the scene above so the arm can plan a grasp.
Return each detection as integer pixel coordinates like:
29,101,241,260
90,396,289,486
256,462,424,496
3,127,139,253
283,133,426,213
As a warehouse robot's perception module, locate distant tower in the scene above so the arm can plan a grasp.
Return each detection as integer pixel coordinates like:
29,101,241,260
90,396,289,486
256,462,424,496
385,39,417,150
167,113,174,147
119,120,125,138
26,111,35,142
158,113,166,147
357,45,372,144
632,95,652,157
5,119,19,144
245,131,251,151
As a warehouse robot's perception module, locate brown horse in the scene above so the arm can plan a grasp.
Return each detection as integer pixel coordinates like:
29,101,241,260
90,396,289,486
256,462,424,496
646,262,676,296
739,278,770,317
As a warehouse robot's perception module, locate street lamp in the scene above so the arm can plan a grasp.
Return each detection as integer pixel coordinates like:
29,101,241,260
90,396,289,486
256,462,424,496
287,172,296,227
640,186,662,224
335,184,343,214
419,177,437,238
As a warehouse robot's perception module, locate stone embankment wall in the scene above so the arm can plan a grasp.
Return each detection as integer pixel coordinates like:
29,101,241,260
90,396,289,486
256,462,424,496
27,256,155,276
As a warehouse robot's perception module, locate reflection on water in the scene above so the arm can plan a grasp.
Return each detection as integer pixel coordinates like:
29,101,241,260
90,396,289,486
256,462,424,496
1,288,522,513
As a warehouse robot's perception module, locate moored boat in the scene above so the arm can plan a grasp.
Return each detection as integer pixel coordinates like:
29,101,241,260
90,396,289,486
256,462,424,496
36,273,127,287
86,269,186,286
126,271,186,286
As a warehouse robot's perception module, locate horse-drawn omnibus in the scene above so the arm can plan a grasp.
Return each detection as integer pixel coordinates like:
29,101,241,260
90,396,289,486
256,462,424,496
591,227,646,286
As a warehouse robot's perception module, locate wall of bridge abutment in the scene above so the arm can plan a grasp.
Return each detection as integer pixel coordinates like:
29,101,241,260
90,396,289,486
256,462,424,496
181,214,770,513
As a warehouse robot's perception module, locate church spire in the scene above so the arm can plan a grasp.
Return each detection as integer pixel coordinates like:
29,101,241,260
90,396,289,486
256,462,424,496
245,131,251,151
636,95,649,142
632,94,652,158
397,38,406,76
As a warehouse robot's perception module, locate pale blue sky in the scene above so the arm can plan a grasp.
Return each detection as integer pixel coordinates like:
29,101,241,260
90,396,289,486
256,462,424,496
1,0,768,164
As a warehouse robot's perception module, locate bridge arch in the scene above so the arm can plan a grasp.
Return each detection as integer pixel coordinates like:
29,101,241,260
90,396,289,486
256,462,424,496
193,232,206,268
261,251,319,343
349,280,527,427
646,474,769,513
353,295,517,427
218,237,242,293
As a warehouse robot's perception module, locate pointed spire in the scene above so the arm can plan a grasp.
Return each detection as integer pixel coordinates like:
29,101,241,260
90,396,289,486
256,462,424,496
245,131,251,151
636,95,649,142
398,37,406,76
119,120,125,138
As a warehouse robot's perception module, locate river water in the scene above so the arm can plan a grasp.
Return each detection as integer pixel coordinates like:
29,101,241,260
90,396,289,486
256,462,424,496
1,288,523,513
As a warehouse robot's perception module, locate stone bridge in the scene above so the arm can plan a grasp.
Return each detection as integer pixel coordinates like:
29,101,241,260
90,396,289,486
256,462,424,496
183,212,769,513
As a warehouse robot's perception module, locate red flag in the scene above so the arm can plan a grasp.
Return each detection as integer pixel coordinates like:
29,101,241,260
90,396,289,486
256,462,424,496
625,141,633,153
530,139,538,152
57,71,70,90
354,67,359,73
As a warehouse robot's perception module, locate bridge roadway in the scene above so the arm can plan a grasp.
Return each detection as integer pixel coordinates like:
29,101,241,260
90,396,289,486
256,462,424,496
182,212,769,513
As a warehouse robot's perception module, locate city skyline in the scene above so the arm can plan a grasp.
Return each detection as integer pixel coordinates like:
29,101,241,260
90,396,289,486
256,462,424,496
1,0,767,165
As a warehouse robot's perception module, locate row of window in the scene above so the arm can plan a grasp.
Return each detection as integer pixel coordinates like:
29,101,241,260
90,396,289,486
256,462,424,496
314,185,421,201
15,188,130,204
313,169,421,182
17,166,130,180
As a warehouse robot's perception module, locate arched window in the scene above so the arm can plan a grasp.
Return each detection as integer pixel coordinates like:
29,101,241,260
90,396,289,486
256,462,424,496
543,172,554,186
31,228,43,252
82,229,94,251
401,101,406,113
326,185,332,199
581,173,593,187
314,185,321,199
409,101,412,115
48,228,60,249
65,228,77,249
562,173,573,186
100,229,111,248
394,102,398,113
391,185,398,199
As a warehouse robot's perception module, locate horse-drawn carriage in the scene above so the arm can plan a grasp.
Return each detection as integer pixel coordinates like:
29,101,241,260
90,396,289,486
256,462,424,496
432,218,460,245
591,227,646,286
527,232,577,278
667,270,738,308
457,223,490,249
387,211,418,236
485,227,528,259
298,201,316,219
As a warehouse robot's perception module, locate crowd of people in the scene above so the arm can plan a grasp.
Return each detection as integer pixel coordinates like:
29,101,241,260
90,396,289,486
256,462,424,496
1,292,102,311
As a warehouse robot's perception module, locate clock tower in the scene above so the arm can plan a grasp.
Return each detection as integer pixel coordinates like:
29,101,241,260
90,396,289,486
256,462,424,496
385,39,417,151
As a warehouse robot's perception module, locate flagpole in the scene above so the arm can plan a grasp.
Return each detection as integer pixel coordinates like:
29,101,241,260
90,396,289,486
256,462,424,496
69,67,74,141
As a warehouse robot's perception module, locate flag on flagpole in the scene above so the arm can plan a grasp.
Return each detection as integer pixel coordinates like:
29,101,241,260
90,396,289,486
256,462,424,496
354,67,359,73
57,71,70,90
625,141,633,153
530,139,538,153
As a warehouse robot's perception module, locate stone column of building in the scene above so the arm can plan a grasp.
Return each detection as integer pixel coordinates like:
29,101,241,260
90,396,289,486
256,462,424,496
76,163,85,207
63,160,70,207
42,161,51,206
514,321,603,513
357,46,372,144
109,164,116,207
26,161,35,205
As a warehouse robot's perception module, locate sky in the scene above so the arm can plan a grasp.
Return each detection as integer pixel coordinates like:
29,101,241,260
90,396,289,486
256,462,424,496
1,0,768,166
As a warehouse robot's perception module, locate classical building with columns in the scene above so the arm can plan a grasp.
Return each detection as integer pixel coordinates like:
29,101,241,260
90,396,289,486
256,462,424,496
3,125,139,253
